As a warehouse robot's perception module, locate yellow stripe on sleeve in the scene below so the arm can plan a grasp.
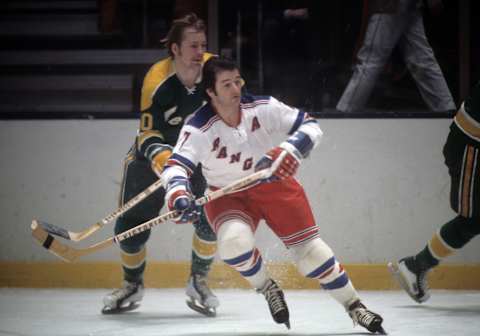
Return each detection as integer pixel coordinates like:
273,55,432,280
461,146,475,217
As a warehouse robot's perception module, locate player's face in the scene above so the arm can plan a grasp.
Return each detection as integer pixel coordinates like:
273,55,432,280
173,28,207,69
210,69,243,109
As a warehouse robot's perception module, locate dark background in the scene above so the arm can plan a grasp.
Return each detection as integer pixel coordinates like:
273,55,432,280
0,0,477,118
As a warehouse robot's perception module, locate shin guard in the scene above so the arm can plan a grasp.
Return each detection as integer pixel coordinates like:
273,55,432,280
217,220,267,289
120,245,146,283
292,238,359,307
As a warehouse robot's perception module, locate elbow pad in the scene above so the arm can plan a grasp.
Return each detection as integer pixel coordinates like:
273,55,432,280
280,131,314,160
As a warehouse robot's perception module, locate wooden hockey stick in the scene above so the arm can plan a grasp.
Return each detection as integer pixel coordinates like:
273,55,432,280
34,178,164,242
31,167,277,262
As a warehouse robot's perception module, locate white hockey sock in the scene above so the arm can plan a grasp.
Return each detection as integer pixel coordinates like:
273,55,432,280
292,238,360,308
223,247,268,289
217,219,268,289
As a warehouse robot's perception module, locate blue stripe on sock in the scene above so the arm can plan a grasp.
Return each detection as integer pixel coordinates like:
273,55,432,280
240,256,263,277
307,257,335,278
223,250,253,266
321,272,349,290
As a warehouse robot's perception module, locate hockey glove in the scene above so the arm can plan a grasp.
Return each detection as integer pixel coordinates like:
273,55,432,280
165,176,199,224
255,131,314,181
255,147,299,181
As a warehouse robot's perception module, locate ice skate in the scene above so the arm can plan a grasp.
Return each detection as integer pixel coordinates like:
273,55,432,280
348,300,385,334
185,274,219,317
257,279,290,329
102,280,144,314
388,257,430,303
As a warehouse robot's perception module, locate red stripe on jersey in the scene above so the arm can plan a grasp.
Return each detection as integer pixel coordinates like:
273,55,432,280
200,115,221,133
212,210,255,233
241,100,269,110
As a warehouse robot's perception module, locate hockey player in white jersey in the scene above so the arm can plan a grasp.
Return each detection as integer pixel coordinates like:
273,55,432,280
161,57,385,333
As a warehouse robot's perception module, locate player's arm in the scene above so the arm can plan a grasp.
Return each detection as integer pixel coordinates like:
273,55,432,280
283,110,323,159
255,97,323,179
136,65,175,177
162,127,203,223
137,108,173,177
162,126,203,180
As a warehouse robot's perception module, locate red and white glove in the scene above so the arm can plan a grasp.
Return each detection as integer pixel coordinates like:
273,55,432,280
254,146,300,180
255,131,314,181
165,177,199,224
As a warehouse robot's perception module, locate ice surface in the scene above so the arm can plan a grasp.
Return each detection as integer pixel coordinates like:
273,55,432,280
0,288,479,336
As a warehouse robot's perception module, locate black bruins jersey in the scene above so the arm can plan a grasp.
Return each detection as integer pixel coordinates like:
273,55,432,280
135,53,214,162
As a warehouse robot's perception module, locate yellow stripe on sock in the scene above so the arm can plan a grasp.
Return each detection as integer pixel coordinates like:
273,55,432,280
428,232,454,260
192,234,217,259
121,248,146,269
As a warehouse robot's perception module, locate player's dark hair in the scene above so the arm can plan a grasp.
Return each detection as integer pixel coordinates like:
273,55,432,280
202,57,239,100
162,13,206,57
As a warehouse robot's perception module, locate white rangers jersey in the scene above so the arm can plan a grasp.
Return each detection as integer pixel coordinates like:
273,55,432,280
163,94,323,189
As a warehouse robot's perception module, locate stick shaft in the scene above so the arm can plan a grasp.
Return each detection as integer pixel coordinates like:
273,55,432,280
114,169,271,242
31,169,271,261
37,178,163,241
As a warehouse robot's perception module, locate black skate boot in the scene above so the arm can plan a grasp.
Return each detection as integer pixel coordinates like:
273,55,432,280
348,300,385,334
257,279,290,329
102,280,144,314
388,256,430,303
185,274,219,317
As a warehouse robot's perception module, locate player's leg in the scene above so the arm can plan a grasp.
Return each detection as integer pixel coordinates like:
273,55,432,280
186,167,219,316
390,132,480,302
216,218,290,329
290,238,384,333
257,178,384,333
389,215,480,303
102,155,163,314
205,192,290,329
185,209,219,316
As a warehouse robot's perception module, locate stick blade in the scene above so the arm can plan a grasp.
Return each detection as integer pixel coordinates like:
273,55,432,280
30,220,77,262
35,220,72,240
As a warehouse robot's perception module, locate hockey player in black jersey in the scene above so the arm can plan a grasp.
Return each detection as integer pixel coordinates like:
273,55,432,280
102,13,218,316
389,81,480,302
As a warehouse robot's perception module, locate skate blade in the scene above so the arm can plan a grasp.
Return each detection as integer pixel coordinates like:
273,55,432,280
377,326,387,335
186,298,216,317
357,319,387,335
387,262,424,304
101,302,140,315
368,319,387,335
